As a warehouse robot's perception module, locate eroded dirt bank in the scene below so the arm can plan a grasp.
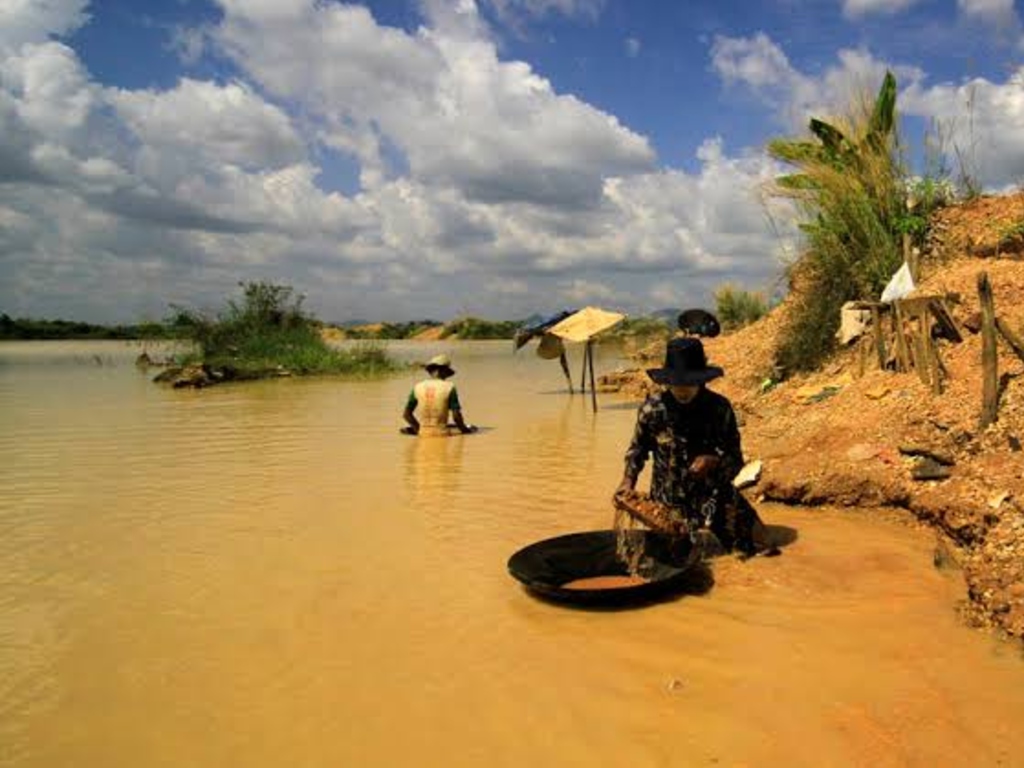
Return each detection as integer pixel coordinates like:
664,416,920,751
602,193,1024,641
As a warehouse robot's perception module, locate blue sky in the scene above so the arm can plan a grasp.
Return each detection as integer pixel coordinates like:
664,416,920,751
3,0,1024,323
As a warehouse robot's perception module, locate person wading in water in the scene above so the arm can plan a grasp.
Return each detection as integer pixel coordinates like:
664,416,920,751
615,337,774,557
402,354,477,437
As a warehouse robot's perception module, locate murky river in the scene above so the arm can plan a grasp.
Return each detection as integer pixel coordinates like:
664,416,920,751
2,340,1024,767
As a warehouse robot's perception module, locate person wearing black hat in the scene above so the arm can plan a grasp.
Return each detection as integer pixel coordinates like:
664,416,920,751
402,354,477,436
615,337,766,555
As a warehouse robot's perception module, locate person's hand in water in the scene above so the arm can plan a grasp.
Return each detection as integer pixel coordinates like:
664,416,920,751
614,477,635,499
451,411,476,435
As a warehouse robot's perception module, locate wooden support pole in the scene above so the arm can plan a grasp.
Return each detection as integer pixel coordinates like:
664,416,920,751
558,350,573,393
893,302,912,372
934,343,950,379
587,340,598,413
904,233,919,282
978,272,999,428
924,317,942,395
929,298,963,343
870,304,886,369
909,309,931,386
579,344,587,394
995,317,1024,365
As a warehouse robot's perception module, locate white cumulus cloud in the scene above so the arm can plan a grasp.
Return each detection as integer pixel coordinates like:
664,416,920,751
902,69,1024,190
841,0,922,19
108,79,306,171
711,33,798,89
214,0,654,209
0,0,796,323
0,0,89,50
710,31,1024,193
711,33,925,130
957,0,1017,23
481,0,605,25
956,0,1022,43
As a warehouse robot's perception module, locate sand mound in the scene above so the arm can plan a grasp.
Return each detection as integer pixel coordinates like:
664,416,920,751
410,325,446,341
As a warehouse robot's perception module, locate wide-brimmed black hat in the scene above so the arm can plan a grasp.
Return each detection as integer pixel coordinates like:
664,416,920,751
646,337,723,385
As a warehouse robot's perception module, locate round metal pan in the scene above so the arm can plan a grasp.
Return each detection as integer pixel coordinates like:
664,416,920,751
507,529,700,606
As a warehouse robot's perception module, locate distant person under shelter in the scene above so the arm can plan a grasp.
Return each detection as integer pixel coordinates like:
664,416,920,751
615,337,774,556
402,354,477,437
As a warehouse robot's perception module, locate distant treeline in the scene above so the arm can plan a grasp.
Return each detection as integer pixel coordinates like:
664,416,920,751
342,317,524,340
443,317,523,339
1,312,528,342
2,302,769,343
343,320,443,339
0,313,183,341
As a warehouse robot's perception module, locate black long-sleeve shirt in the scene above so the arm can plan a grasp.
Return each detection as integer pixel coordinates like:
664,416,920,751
623,387,744,517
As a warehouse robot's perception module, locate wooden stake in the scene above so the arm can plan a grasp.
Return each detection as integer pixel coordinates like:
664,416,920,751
579,344,587,394
925,321,942,395
929,298,963,343
870,304,886,369
904,233,918,282
587,340,598,413
934,343,949,379
909,309,931,386
978,272,999,428
995,317,1024,365
558,350,573,393
893,302,912,372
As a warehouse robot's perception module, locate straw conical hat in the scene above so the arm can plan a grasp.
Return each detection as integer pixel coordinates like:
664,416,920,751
536,333,565,360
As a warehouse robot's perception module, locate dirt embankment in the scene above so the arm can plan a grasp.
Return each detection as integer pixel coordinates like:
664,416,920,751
319,324,449,342
603,192,1024,641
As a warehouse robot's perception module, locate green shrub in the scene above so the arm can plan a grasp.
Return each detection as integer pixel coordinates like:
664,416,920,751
441,317,520,339
714,285,769,330
772,263,851,376
175,281,400,378
768,71,906,375
600,316,671,343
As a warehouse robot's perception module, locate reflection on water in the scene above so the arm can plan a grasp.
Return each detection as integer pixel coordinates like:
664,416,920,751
2,340,1024,767
403,431,467,504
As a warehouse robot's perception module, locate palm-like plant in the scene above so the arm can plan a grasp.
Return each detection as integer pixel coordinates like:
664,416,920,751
768,71,905,374
770,71,897,189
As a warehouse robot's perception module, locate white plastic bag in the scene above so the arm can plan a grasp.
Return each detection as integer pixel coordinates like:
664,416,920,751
880,262,915,303
836,301,871,345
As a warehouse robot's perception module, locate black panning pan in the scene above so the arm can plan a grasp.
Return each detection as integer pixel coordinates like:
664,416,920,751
677,308,721,338
507,529,700,606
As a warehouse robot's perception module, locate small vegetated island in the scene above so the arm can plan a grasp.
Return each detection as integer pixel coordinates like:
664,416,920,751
153,281,401,388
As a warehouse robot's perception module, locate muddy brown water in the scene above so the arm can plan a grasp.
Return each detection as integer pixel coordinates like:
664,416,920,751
562,575,650,590
2,340,1024,767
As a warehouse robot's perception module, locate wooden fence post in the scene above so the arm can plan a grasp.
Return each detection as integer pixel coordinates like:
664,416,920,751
995,317,1024,365
892,301,912,372
904,234,919,282
909,306,931,386
925,329,942,395
978,272,999,428
870,304,886,369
